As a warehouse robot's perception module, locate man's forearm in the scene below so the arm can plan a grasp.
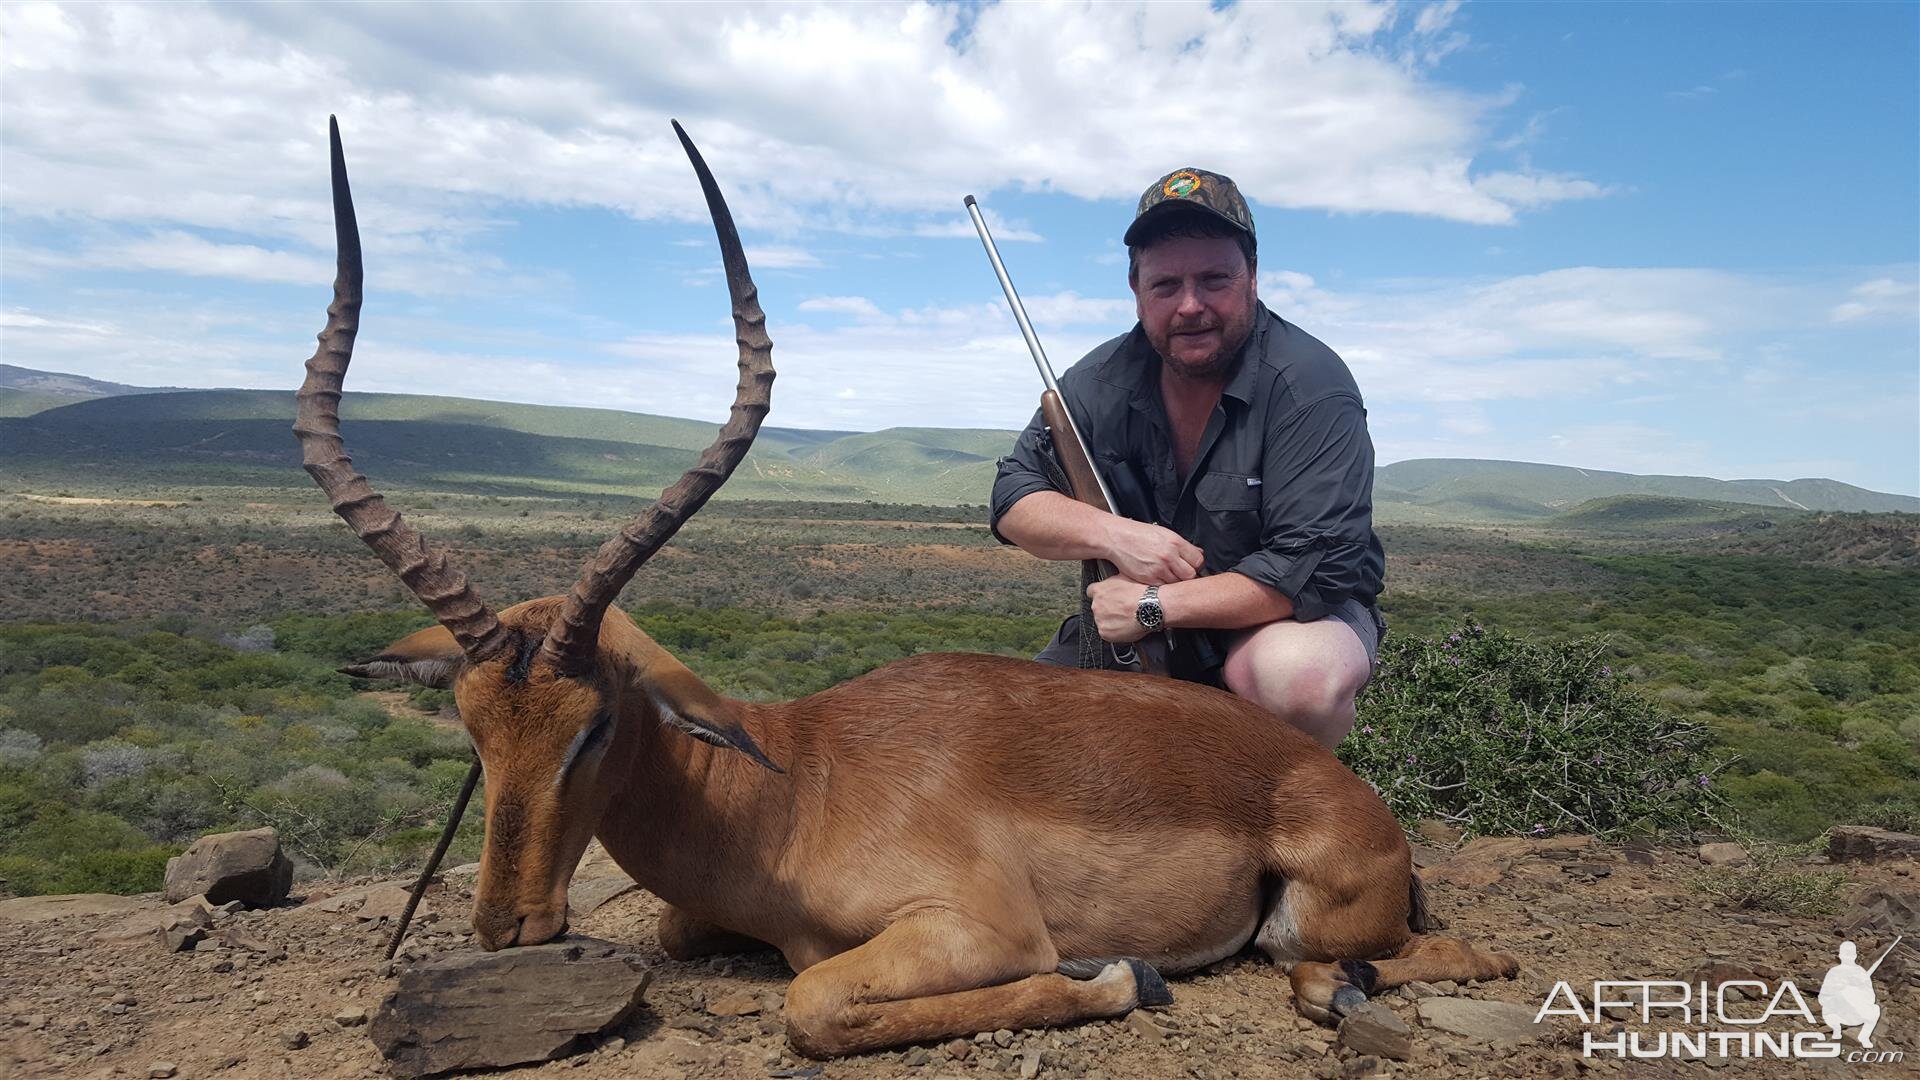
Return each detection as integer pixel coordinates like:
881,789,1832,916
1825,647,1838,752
994,490,1117,562
1159,571,1293,630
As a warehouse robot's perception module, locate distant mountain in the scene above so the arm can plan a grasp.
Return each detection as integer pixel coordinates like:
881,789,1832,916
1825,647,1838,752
1,375,1914,517
0,365,195,418
1375,459,1918,518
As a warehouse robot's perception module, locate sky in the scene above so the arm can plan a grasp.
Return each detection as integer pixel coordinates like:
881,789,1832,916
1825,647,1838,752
2,1,1916,495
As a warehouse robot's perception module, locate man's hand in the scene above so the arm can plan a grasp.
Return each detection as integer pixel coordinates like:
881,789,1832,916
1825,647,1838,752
1087,574,1153,643
1100,517,1205,585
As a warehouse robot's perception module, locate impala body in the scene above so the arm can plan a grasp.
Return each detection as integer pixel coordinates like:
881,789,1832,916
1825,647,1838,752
301,118,1517,1058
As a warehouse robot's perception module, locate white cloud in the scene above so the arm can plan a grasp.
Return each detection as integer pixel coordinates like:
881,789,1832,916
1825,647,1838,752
1829,277,1919,323
797,295,885,320
0,0,1605,259
744,245,823,270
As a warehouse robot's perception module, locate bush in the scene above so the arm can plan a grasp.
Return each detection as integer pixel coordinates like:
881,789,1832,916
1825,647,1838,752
1343,621,1723,839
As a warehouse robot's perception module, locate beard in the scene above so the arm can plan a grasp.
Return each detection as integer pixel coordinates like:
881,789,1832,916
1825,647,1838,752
1151,308,1256,382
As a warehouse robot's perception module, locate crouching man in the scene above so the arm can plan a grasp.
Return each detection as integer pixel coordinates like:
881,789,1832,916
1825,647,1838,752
990,167,1386,749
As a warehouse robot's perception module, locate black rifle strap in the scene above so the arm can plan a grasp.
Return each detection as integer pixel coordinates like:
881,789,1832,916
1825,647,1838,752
384,757,482,960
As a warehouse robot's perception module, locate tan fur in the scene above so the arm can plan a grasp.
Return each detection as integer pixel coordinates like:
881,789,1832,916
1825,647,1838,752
364,597,1516,1056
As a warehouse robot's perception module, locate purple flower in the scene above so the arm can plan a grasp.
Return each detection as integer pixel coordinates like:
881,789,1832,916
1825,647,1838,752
1448,632,1461,643
1531,823,1547,835
1601,665,1612,677
1590,753,1603,765
1361,725,1374,734
1698,774,1712,788
1405,753,1419,764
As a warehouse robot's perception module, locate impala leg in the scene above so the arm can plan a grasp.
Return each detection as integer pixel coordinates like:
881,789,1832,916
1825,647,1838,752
658,902,774,961
1287,936,1519,1023
782,908,1165,1058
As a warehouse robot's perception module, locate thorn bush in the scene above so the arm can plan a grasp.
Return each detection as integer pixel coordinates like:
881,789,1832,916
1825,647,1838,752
1342,620,1725,839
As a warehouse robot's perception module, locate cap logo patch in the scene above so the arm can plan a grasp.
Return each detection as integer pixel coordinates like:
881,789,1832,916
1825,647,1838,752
1163,171,1202,199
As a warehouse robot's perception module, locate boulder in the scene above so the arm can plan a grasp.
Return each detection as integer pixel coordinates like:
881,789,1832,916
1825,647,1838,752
369,938,652,1077
1828,826,1920,864
163,828,292,907
1414,998,1545,1044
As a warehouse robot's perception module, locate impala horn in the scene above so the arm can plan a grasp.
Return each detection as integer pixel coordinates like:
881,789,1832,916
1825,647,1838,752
292,116,510,663
540,120,774,676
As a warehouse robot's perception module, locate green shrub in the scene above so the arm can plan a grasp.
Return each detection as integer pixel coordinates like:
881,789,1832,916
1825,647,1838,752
1343,621,1722,838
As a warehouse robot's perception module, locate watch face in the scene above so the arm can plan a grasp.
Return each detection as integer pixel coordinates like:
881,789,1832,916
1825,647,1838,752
1137,594,1163,630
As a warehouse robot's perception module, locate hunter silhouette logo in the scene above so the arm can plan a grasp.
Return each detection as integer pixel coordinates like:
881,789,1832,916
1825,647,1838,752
1536,935,1907,1064
1821,936,1901,1048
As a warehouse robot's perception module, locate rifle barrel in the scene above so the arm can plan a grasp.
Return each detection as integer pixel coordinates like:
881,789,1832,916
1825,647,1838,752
964,195,1118,510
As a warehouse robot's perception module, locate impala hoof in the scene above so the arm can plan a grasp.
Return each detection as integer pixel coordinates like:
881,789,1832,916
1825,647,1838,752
1127,958,1174,1008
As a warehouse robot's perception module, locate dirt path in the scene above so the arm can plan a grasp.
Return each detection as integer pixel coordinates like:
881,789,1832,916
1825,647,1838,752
2,840,1914,1079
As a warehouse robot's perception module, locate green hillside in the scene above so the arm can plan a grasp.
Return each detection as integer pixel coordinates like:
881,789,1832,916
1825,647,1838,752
0,389,74,418
1549,494,1799,531
1376,458,1918,518
3,386,1914,515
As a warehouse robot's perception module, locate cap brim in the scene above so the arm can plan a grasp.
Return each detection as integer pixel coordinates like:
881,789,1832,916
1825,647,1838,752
1123,200,1251,248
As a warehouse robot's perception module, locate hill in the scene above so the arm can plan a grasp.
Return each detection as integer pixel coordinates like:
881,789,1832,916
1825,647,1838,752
0,365,195,418
3,379,1914,516
1376,458,1917,517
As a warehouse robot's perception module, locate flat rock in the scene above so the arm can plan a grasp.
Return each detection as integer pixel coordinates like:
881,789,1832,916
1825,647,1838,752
355,885,416,922
567,876,637,916
1338,1002,1412,1061
97,898,212,944
1414,998,1545,1044
1124,1010,1176,1040
705,990,762,1017
1836,887,1920,936
369,937,652,1077
0,893,153,922
164,828,292,907
1829,826,1920,863
1697,842,1748,867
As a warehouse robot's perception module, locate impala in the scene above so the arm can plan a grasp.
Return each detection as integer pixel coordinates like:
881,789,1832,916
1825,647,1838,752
297,117,1519,1059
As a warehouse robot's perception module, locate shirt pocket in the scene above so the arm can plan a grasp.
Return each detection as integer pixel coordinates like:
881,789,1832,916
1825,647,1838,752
1194,470,1262,569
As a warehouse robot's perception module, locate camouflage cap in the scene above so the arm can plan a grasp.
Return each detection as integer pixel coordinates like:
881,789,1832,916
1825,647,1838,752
1122,167,1255,250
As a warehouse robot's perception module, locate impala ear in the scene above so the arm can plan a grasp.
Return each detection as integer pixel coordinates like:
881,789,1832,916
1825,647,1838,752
646,664,783,774
340,624,464,689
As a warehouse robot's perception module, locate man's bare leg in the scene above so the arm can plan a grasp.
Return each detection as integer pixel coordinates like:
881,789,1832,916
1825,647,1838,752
1221,616,1371,748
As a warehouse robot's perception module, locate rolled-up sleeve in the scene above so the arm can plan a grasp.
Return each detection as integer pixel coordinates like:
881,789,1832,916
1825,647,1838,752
1229,394,1377,622
988,405,1060,545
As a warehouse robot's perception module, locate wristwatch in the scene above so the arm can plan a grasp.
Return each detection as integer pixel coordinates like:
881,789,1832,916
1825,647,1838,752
1135,585,1164,631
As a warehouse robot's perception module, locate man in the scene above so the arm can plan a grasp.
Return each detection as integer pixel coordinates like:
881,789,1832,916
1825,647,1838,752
989,167,1385,749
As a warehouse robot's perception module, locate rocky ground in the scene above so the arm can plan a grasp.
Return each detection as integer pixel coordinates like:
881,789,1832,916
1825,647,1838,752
3,835,1917,1080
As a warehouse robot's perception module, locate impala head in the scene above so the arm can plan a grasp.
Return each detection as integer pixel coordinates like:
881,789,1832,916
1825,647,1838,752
294,116,775,950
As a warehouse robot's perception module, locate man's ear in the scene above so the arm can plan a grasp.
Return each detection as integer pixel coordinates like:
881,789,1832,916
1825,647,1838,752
339,624,463,689
645,663,783,774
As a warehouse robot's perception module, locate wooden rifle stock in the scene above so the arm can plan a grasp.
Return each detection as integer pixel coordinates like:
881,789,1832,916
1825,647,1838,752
1041,389,1108,512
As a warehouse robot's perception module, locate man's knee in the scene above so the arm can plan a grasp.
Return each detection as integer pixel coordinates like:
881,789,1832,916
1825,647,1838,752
1225,658,1342,717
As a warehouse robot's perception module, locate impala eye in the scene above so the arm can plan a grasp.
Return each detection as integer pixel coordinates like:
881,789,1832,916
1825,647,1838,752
557,710,614,786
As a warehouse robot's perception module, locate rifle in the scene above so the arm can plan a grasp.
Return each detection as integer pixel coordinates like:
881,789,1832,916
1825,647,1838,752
964,195,1164,675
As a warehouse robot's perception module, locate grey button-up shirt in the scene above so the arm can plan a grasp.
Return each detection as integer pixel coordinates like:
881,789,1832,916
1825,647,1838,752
989,302,1384,624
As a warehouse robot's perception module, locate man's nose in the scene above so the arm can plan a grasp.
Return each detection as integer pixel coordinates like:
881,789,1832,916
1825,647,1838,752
1174,284,1206,316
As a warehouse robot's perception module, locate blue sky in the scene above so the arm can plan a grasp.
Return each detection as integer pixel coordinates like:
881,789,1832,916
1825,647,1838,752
3,1,1915,494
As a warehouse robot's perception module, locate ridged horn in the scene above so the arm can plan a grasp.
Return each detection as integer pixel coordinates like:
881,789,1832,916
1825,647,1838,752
292,116,510,663
541,120,774,675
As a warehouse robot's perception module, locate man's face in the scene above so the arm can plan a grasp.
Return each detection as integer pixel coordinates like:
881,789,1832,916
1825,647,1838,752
1130,233,1257,381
